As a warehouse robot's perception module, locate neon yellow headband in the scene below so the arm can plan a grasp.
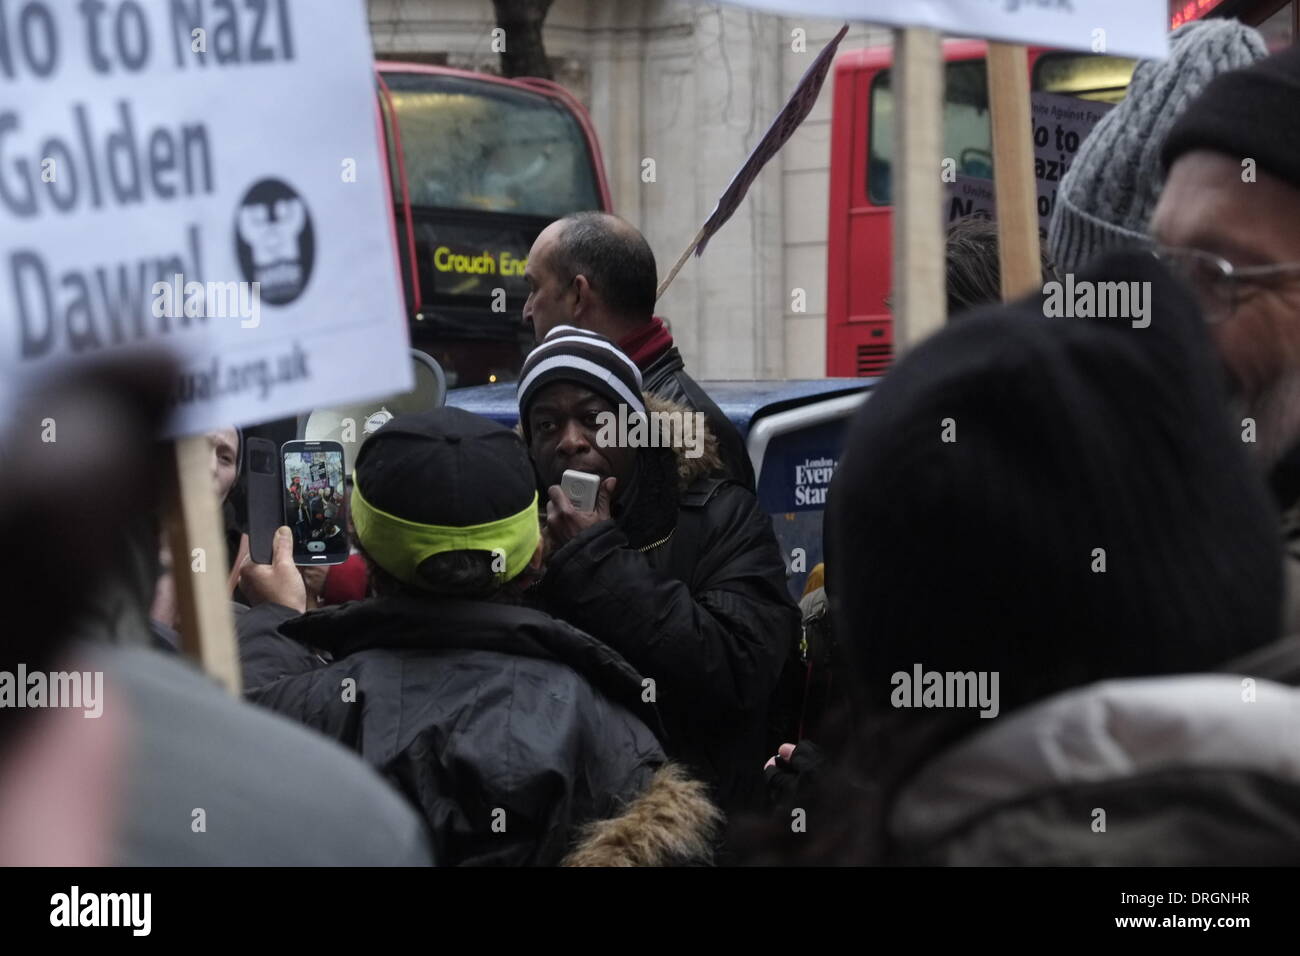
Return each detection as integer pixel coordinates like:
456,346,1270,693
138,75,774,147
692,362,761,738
350,481,540,588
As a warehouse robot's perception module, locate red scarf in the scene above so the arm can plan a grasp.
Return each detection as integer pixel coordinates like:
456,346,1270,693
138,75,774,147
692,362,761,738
619,316,674,369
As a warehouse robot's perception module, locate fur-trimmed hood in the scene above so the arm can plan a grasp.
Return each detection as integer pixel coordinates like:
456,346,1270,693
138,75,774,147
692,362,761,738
562,764,723,866
643,391,723,491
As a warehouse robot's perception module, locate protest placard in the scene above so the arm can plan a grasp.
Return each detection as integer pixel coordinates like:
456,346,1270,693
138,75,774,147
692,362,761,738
0,0,413,436
944,92,1115,236
0,0,413,690
720,0,1168,59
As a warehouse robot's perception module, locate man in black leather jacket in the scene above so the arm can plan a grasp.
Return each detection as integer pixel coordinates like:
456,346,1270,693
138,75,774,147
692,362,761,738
521,210,755,487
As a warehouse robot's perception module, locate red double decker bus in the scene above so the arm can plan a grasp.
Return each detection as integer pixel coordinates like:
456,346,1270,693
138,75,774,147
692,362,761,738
824,0,1289,378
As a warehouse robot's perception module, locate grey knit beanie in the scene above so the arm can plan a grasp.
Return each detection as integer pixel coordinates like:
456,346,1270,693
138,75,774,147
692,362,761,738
1047,19,1267,275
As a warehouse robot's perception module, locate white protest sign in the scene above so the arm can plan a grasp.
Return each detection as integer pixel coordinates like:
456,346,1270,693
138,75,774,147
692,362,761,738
719,0,1168,59
945,176,997,223
0,0,413,436
945,91,1114,239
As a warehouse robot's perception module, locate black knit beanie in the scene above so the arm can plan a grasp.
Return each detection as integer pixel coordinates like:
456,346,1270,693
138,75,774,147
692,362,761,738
1162,42,1300,189
826,251,1282,719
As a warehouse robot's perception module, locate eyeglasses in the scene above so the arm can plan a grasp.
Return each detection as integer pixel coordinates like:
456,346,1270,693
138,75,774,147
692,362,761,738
1151,246,1300,325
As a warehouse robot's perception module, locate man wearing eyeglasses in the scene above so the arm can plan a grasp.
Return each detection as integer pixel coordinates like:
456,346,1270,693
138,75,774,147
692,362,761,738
1152,44,1300,466
1151,42,1300,634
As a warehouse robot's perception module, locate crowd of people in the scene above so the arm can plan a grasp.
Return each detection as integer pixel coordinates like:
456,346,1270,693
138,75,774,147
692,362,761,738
4,19,1300,866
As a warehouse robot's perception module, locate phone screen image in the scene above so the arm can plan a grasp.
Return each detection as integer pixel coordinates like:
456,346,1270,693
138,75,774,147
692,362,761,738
283,442,349,565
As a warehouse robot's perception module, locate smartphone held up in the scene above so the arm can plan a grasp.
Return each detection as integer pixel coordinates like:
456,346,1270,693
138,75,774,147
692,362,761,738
281,440,349,566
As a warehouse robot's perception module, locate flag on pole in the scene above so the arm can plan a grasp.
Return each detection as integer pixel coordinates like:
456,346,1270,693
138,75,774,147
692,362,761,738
694,23,849,257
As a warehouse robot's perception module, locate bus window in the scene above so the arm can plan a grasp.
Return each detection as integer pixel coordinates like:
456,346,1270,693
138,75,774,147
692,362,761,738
382,72,602,218
1031,53,1136,103
868,59,993,206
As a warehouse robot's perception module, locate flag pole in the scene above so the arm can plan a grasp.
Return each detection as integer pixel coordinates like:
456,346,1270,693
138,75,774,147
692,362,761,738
653,24,850,303
656,224,709,302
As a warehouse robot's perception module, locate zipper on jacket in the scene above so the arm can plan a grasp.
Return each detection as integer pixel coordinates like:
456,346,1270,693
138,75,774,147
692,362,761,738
637,528,675,553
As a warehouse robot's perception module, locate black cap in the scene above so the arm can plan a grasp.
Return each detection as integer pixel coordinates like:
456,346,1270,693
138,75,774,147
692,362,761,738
354,406,536,527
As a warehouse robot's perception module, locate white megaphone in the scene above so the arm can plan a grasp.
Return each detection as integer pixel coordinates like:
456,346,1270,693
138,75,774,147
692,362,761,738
299,350,448,473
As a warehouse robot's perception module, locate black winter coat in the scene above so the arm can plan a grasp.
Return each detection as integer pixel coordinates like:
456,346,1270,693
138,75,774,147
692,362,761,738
532,401,799,812
642,345,756,489
240,596,666,866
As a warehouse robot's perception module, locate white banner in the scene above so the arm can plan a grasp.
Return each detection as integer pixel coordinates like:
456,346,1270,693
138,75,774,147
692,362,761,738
0,0,412,436
718,0,1168,60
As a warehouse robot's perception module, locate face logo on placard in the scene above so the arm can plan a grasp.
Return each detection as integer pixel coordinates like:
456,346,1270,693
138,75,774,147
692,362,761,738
235,178,315,306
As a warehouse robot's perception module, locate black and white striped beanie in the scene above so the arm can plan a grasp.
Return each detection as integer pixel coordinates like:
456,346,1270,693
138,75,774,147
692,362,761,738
516,326,646,442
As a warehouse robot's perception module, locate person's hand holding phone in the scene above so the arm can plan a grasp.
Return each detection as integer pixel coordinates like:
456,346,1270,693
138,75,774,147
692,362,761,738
238,526,307,614
545,476,615,547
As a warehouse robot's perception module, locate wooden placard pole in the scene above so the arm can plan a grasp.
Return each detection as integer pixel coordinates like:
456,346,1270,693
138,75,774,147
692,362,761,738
891,27,946,351
987,42,1041,301
166,435,241,695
